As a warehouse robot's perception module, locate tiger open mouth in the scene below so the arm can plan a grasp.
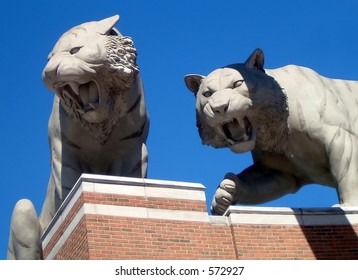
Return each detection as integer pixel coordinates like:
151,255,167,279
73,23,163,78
222,117,253,145
57,80,100,114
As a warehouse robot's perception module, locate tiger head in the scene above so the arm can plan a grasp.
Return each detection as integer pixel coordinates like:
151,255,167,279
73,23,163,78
185,49,289,154
42,15,139,125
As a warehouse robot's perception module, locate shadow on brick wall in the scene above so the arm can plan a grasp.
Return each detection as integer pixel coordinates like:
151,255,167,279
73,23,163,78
298,208,358,260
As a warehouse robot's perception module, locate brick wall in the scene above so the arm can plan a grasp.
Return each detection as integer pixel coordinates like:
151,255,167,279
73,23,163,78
228,207,358,259
41,174,358,260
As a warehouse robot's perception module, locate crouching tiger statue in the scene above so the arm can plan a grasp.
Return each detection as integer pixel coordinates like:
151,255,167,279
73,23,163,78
8,15,149,259
185,48,358,215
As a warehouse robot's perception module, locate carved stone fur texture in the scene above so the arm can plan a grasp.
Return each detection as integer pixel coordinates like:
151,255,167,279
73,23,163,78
8,15,149,259
185,48,358,215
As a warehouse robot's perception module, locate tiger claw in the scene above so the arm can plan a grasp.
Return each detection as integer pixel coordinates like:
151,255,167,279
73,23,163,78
211,173,239,215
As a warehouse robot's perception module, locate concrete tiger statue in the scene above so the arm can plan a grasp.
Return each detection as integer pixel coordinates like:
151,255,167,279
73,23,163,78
8,15,149,259
185,48,358,215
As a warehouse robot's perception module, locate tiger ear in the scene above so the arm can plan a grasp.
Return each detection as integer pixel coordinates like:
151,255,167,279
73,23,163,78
96,15,120,35
244,48,265,73
184,74,205,96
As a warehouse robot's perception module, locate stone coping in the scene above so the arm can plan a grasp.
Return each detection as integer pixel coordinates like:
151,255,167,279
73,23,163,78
225,205,358,226
78,173,206,190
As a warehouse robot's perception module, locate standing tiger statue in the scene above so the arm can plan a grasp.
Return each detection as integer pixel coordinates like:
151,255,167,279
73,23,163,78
185,48,358,215
8,15,149,259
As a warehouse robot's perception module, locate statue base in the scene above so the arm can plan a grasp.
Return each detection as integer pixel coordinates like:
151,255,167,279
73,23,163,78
41,174,358,259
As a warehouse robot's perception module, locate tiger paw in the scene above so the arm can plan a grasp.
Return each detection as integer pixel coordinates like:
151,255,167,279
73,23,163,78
211,173,239,215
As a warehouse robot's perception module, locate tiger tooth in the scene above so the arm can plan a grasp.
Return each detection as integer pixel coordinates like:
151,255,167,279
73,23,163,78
68,82,80,95
88,81,99,103
238,118,245,128
243,133,249,141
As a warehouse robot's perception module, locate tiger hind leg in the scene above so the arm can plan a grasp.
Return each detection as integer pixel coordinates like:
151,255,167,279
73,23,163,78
7,199,43,259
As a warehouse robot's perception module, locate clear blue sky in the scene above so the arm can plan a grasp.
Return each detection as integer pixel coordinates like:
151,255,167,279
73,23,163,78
1,0,357,259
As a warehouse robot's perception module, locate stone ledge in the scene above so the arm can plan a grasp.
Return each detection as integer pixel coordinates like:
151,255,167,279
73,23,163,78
226,205,358,225
80,173,206,190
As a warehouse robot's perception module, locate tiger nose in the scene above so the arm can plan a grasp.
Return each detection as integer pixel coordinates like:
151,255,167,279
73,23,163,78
209,93,229,114
42,62,59,91
211,103,228,114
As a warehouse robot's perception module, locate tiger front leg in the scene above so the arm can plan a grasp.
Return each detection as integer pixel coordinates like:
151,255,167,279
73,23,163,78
211,164,301,215
7,199,43,259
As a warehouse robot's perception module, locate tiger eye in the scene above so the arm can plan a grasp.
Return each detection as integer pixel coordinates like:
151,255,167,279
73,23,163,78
203,91,213,98
233,80,244,88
